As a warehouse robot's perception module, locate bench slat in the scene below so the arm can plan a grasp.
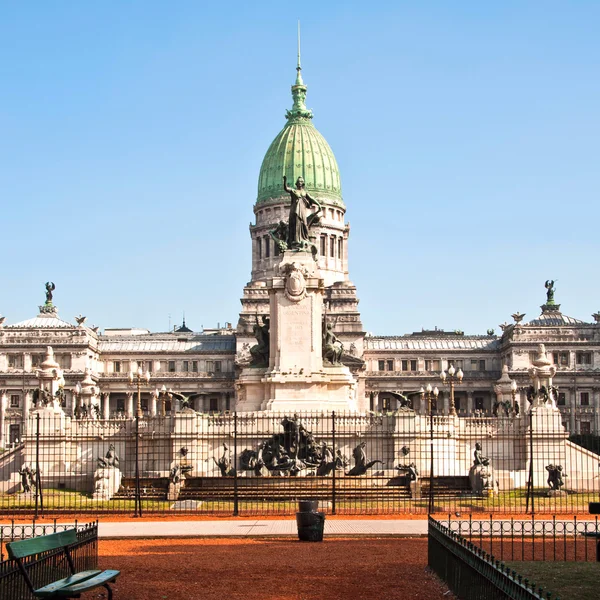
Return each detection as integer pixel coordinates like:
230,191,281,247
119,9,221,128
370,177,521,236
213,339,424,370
37,570,120,598
34,570,102,594
7,530,79,559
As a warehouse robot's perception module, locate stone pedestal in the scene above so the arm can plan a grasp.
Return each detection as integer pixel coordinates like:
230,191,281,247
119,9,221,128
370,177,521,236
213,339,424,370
92,467,122,500
236,251,358,412
469,464,499,496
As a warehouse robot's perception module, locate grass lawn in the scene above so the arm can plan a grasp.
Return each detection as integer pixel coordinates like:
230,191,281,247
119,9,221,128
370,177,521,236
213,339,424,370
506,561,600,600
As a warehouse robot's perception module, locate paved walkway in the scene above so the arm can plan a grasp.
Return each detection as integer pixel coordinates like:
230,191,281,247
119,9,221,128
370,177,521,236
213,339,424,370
97,519,429,538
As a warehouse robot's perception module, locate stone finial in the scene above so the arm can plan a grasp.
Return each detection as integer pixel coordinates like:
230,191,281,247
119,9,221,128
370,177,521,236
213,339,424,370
41,346,59,371
499,322,510,332
532,343,552,367
592,312,600,323
511,312,525,324
0,315,5,327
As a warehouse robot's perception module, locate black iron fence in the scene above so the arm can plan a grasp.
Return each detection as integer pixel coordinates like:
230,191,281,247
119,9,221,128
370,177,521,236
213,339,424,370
428,517,556,600
1,409,599,516
443,514,600,562
0,521,97,600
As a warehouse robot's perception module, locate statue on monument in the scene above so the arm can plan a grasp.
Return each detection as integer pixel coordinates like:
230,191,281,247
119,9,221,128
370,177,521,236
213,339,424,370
346,441,383,477
546,464,566,491
283,175,322,251
249,317,270,367
323,323,344,365
97,444,120,469
545,280,556,304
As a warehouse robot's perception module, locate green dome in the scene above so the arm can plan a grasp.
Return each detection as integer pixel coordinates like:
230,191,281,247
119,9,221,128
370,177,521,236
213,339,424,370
256,65,343,206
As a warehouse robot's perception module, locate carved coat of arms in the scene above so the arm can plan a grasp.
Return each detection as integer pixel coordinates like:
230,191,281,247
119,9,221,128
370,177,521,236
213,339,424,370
281,262,309,303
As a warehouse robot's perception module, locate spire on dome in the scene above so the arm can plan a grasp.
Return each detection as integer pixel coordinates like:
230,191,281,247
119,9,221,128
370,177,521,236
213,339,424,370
286,22,312,122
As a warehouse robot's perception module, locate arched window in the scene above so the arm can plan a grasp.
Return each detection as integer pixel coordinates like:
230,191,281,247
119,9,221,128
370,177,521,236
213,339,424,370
257,237,262,259
330,236,335,258
320,235,326,257
264,235,270,258
338,237,343,261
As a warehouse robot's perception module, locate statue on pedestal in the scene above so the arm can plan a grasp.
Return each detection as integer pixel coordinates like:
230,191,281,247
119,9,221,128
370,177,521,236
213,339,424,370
323,323,343,365
546,464,567,495
93,444,122,501
19,464,36,493
213,443,235,477
249,317,270,368
45,282,55,304
469,442,498,496
283,176,322,252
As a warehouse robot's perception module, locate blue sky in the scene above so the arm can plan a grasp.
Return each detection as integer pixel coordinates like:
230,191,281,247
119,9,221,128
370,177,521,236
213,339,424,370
1,2,598,335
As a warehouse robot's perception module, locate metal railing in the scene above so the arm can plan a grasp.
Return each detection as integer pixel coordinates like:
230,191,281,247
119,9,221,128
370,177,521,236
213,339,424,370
1,409,599,516
428,517,555,600
0,521,97,600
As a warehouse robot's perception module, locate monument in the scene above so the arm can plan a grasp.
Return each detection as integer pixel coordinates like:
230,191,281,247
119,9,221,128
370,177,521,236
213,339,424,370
236,176,358,412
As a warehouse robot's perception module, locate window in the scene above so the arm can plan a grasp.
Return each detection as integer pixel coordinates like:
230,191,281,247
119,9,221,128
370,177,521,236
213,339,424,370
454,397,461,411
378,360,385,371
264,236,270,258
10,394,20,407
274,240,280,257
141,398,148,412
214,361,222,373
557,392,566,406
8,354,23,368
146,361,153,373
475,397,484,411
168,361,176,373
338,238,343,261
31,354,43,368
183,361,189,372
209,397,219,412
448,359,463,369
386,360,394,371
580,392,590,406
479,360,486,371
401,360,408,372
320,235,326,257
192,361,198,373
113,361,121,373
470,359,479,371
410,360,417,372
553,352,570,367
577,352,592,365
330,237,335,258
257,237,262,259
382,396,391,411
425,360,441,372
580,422,592,435
57,354,71,369
116,398,125,412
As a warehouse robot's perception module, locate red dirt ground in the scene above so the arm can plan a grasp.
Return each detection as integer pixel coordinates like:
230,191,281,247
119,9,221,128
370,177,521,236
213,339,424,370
97,537,450,600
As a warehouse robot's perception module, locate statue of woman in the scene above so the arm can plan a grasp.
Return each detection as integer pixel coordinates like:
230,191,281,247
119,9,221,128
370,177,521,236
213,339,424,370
283,176,322,250
545,280,555,303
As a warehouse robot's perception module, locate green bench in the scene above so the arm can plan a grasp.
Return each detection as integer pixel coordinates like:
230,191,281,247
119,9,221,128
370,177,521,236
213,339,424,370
7,529,120,599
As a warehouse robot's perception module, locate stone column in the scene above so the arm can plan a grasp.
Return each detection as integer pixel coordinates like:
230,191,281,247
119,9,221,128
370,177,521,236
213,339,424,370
594,388,600,434
0,390,7,448
23,390,32,432
467,391,473,415
102,392,110,420
150,392,157,417
569,389,576,433
443,391,449,416
23,353,32,372
126,392,134,419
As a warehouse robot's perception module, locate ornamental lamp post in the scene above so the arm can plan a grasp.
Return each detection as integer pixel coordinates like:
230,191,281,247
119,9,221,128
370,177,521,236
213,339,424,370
421,383,439,514
155,384,168,417
440,364,463,417
129,366,151,418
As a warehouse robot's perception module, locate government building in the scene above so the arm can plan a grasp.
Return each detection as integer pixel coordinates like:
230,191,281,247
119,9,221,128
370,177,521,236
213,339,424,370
1,58,599,449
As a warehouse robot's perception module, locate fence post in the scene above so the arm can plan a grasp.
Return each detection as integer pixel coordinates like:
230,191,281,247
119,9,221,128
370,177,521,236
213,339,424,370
34,413,44,518
134,416,141,518
233,412,239,516
332,411,336,515
525,409,534,515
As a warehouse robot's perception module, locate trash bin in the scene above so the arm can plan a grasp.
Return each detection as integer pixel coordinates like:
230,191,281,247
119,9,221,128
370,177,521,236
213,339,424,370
296,499,325,542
